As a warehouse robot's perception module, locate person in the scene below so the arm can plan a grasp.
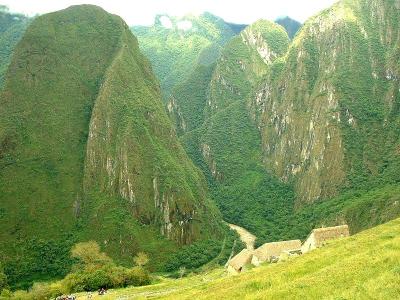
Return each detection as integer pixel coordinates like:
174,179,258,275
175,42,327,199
98,287,106,295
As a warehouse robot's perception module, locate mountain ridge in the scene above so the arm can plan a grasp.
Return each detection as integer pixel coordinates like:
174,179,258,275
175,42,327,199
0,4,224,288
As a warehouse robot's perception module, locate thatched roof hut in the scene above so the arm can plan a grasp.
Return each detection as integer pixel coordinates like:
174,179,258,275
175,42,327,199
251,240,301,266
227,249,253,274
301,225,350,254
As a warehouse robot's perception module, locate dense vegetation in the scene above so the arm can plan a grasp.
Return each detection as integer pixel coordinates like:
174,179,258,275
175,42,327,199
132,13,238,100
170,0,400,248
178,20,296,244
1,0,399,293
0,241,151,299
0,5,225,289
242,183,400,249
255,0,400,205
164,229,245,272
0,6,29,87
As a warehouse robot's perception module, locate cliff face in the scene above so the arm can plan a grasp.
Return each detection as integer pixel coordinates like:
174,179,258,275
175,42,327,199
83,19,220,246
253,0,400,205
0,4,222,270
200,20,290,181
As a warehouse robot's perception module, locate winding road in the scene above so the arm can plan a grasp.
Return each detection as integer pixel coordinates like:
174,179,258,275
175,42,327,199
228,223,256,250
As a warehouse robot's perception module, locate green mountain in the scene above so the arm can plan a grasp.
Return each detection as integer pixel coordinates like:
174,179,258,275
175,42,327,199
253,0,400,205
132,13,238,100
0,6,29,88
169,20,295,243
275,16,302,39
0,5,223,288
169,0,400,245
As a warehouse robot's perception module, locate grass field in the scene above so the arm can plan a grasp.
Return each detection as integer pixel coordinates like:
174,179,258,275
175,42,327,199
75,217,400,299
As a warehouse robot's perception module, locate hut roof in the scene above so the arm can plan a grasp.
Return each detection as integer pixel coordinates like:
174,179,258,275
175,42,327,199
253,240,302,261
228,249,253,271
312,225,349,246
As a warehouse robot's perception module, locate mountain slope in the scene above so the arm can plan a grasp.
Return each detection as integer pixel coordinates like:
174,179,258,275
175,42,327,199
0,6,29,88
160,217,400,299
173,20,295,243
72,217,400,299
169,0,400,246
253,0,400,205
132,13,238,100
0,5,223,288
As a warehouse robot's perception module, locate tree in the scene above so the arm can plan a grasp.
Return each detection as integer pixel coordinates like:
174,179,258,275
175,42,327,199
178,267,186,278
71,241,112,270
133,252,149,267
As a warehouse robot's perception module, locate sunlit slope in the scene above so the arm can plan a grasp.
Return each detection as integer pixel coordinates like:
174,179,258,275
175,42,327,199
159,217,400,299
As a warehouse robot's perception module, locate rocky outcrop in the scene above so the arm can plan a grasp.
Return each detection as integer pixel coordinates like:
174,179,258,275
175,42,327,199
253,0,400,205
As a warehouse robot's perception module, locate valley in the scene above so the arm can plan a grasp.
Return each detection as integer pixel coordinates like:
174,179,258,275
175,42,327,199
0,0,399,298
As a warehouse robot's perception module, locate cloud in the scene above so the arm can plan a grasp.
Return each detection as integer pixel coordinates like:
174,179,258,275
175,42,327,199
2,0,338,25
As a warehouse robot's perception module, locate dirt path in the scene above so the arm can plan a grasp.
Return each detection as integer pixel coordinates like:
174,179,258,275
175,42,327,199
228,223,256,250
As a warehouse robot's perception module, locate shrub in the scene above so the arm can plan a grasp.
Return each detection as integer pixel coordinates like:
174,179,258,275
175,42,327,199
124,267,151,286
62,266,150,292
29,282,65,300
9,290,29,300
70,241,112,270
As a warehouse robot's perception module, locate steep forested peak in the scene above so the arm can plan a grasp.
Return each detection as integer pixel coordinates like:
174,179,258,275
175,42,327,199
252,0,400,205
0,4,225,288
275,16,302,39
132,11,238,99
240,19,290,63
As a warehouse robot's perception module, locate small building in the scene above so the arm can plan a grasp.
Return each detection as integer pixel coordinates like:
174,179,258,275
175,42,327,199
251,240,302,266
301,225,350,254
227,249,253,274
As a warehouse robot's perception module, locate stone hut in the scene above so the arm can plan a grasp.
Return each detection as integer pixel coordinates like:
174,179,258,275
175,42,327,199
251,240,302,266
301,225,350,254
227,249,253,274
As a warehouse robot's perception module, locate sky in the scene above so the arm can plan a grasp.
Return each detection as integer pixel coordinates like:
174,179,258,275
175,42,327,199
2,0,338,25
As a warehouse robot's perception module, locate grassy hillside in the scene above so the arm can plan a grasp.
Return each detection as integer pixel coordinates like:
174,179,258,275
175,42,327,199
80,217,400,299
0,5,225,289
